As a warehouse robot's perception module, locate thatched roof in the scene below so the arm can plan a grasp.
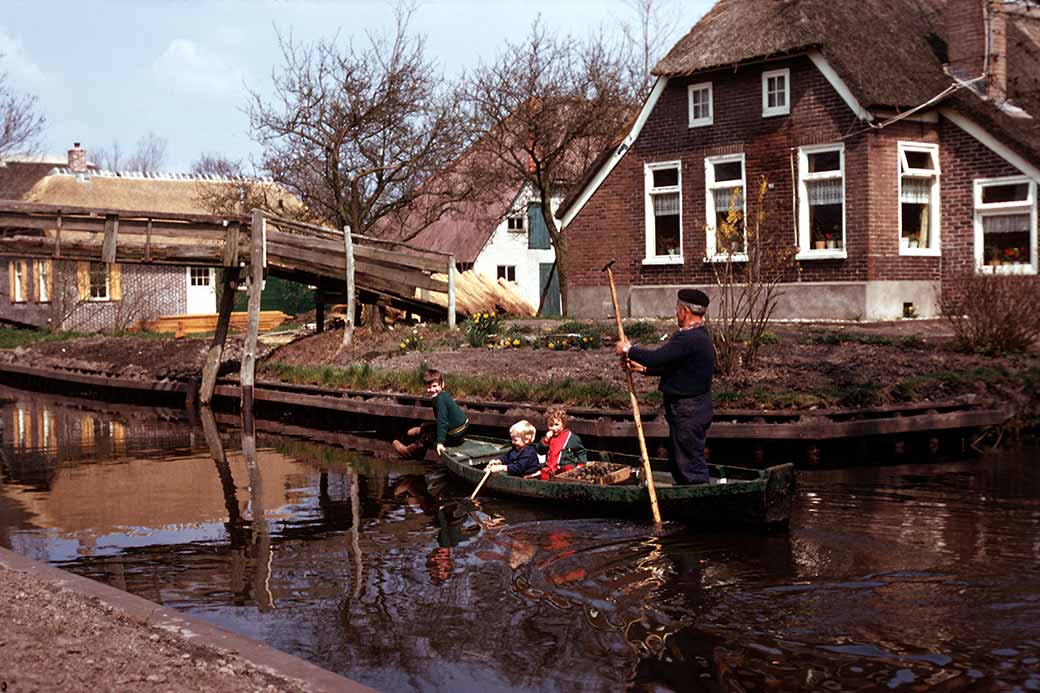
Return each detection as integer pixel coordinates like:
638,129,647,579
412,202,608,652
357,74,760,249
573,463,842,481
653,0,950,110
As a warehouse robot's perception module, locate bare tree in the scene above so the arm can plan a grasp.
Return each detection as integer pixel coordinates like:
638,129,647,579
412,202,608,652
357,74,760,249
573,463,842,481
95,132,167,172
0,66,45,157
46,261,84,334
464,21,636,314
189,153,298,219
247,7,475,240
619,0,682,96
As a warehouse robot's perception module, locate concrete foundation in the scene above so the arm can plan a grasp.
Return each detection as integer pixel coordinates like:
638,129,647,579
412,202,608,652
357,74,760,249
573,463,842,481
569,280,941,320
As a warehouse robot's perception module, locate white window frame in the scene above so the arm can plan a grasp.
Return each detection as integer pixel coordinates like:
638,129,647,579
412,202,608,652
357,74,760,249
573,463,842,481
687,82,713,128
762,68,790,117
704,153,747,261
189,266,212,287
898,142,942,257
506,215,525,231
796,143,847,260
973,176,1037,274
642,161,684,265
88,262,110,301
496,265,516,282
12,262,25,303
37,261,50,303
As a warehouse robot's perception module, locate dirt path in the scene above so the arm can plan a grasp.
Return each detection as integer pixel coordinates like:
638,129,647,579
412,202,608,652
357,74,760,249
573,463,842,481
0,549,366,692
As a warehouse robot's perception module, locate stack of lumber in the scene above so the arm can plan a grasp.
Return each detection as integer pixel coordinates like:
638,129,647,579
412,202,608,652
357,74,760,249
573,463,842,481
423,271,536,317
137,311,290,336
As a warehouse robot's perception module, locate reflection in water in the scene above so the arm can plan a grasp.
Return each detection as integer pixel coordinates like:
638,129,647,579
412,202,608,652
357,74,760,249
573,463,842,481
0,388,1038,691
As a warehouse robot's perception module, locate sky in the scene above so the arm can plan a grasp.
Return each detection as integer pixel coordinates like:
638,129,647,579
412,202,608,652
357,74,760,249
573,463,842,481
1,0,711,172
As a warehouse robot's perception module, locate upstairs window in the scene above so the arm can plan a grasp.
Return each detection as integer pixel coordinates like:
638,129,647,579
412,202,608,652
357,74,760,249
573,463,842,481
762,68,790,117
899,143,941,254
687,82,713,128
705,154,746,258
798,144,845,256
527,203,551,250
643,162,683,263
974,177,1037,274
506,215,524,231
455,261,474,273
496,265,516,282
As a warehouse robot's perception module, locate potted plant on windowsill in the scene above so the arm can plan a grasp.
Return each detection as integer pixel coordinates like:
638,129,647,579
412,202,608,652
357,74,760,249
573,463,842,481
814,237,826,250
824,233,837,250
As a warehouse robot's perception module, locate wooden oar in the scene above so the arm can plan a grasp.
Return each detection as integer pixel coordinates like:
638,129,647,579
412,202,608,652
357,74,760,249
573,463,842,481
469,463,496,500
602,259,662,525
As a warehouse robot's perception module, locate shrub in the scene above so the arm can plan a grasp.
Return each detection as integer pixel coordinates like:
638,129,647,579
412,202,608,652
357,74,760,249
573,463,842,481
940,271,1040,354
399,333,424,353
624,321,659,343
464,311,502,347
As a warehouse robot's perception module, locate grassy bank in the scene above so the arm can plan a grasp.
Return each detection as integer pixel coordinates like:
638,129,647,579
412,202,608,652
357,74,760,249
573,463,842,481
260,361,645,408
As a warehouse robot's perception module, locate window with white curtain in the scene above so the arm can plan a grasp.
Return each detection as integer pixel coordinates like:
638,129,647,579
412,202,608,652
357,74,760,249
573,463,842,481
643,162,683,263
705,154,746,258
974,176,1037,274
798,144,845,256
899,143,941,254
687,82,713,127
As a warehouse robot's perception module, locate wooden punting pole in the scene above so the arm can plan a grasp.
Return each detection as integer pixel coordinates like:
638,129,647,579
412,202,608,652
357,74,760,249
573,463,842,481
341,225,356,347
240,209,266,428
448,254,456,330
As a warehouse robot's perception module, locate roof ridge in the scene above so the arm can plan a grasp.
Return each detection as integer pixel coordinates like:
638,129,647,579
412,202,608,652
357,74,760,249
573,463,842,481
48,168,274,183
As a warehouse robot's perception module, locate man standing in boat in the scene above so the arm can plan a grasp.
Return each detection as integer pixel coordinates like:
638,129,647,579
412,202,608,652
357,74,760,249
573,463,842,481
614,289,715,485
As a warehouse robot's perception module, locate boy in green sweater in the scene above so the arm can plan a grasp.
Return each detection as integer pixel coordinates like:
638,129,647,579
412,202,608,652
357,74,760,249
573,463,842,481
393,369,469,459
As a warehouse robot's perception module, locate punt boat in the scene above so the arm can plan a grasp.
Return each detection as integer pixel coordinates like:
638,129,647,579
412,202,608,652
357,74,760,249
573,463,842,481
441,438,795,526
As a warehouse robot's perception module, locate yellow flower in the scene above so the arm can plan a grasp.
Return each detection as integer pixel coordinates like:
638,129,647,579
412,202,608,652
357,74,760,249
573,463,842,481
513,338,520,346
400,342,407,349
548,342,555,350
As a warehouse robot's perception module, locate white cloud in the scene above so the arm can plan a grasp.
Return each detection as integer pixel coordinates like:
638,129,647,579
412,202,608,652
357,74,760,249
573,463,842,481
0,26,47,84
152,38,247,97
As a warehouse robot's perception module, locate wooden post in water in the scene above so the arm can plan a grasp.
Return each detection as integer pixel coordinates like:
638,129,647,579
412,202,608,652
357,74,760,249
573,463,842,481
200,267,241,406
240,209,265,429
341,225,356,347
447,255,457,330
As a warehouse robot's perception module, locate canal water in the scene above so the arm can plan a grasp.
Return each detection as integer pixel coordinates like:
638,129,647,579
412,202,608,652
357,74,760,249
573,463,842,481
0,387,1038,692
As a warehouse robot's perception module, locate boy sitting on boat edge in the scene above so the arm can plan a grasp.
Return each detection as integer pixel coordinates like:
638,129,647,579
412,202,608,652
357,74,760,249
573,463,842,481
393,368,468,459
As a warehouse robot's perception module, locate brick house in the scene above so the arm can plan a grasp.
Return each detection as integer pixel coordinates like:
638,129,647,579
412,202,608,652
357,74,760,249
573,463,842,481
557,0,1040,320
0,144,290,332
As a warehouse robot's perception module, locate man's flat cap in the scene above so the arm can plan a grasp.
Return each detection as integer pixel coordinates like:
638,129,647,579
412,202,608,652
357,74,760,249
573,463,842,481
678,288,709,307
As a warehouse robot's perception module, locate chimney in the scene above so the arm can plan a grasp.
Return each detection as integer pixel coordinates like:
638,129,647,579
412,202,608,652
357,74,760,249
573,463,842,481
945,0,1008,100
67,142,87,172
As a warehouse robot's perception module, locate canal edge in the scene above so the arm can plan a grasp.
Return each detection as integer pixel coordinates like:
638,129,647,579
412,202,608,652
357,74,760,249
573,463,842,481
0,546,374,693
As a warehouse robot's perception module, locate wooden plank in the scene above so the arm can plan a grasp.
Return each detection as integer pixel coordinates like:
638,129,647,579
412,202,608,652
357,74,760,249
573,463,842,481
241,209,265,424
267,242,448,293
0,213,230,238
102,214,118,263
342,225,355,347
54,213,62,259
144,218,153,261
0,199,248,225
200,267,240,405
223,221,241,267
352,242,446,273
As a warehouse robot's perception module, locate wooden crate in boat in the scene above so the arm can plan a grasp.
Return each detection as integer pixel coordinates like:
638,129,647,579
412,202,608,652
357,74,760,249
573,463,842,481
555,462,632,486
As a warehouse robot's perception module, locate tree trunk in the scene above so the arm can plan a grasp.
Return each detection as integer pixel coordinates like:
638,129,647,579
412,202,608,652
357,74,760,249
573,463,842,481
540,202,568,315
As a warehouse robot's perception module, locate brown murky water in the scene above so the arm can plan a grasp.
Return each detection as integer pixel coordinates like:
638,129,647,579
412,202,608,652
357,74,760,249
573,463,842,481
0,386,1038,691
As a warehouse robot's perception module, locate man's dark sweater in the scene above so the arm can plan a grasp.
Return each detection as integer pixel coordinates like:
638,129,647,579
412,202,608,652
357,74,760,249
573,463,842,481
628,326,715,398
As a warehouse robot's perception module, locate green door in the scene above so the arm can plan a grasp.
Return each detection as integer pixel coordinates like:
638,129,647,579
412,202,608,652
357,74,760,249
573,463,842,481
539,262,561,316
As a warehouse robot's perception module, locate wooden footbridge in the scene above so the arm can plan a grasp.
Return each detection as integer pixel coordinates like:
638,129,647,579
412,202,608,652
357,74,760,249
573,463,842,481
0,200,461,416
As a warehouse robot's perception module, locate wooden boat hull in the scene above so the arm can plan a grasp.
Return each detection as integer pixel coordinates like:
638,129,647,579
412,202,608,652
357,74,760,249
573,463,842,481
441,440,795,526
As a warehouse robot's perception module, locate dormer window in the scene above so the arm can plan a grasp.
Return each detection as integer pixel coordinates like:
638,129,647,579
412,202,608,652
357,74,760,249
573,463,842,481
687,82,713,128
762,69,790,117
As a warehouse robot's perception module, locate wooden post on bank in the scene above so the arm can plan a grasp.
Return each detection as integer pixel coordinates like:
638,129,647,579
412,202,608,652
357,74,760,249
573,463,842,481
341,225,356,347
199,267,240,405
240,209,265,429
447,254,457,330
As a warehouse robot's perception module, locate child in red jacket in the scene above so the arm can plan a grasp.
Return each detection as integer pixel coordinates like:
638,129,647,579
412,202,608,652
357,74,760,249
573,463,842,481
537,407,587,480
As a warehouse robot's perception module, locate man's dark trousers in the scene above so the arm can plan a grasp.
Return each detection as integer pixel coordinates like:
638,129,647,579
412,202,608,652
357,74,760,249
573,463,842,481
663,393,712,484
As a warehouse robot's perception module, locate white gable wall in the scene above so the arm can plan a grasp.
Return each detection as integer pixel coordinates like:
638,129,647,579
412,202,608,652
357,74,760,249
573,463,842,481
472,188,561,310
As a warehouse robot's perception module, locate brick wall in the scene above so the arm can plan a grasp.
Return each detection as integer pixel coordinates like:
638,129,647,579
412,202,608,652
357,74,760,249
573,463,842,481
567,55,867,290
564,53,1037,314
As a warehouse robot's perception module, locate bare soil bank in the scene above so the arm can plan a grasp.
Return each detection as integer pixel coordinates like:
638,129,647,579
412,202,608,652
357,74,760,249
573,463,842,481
0,562,310,693
1,319,1037,420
